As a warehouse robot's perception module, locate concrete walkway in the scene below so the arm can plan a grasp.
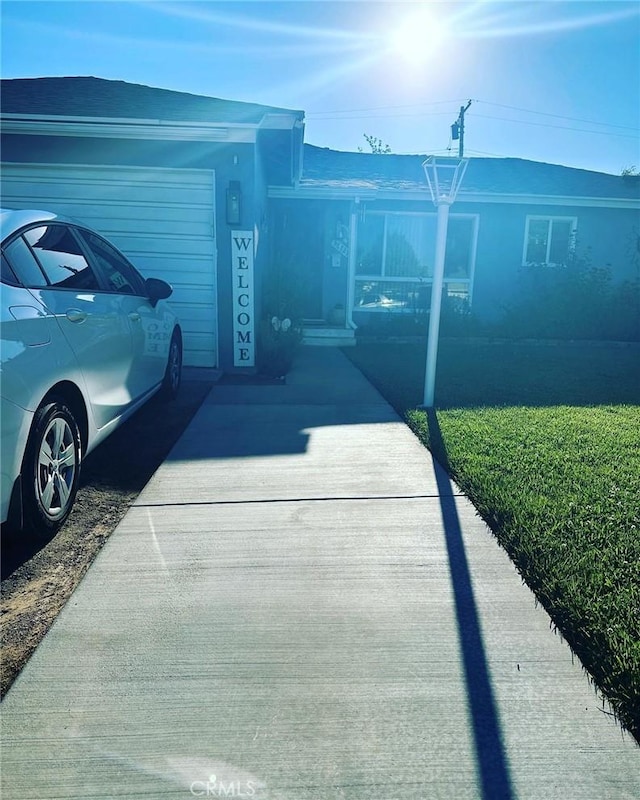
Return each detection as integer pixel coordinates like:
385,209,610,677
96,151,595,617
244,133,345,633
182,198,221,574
1,347,637,799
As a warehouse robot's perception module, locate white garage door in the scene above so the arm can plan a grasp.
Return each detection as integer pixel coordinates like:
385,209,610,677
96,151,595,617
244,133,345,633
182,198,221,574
1,163,218,367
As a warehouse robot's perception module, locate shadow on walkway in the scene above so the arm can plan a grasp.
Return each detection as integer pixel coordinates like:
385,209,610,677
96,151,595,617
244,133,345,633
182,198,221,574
427,408,514,800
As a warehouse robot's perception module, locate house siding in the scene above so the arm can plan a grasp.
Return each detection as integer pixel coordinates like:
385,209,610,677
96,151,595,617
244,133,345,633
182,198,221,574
461,201,527,319
571,206,639,283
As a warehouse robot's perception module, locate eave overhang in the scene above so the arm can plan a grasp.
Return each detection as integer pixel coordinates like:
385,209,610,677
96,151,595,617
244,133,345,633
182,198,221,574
268,185,640,210
1,111,303,143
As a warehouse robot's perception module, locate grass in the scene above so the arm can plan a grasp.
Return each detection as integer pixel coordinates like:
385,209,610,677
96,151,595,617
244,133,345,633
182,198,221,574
345,338,640,741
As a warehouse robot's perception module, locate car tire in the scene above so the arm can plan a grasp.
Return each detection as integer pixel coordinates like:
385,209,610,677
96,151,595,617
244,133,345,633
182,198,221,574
22,398,81,538
160,329,182,401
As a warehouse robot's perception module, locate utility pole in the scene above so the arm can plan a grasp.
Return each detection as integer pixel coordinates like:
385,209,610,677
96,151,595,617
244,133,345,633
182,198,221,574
451,100,472,157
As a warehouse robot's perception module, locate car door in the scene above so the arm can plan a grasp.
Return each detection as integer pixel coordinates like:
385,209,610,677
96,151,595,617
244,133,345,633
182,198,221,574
75,227,171,398
18,224,136,430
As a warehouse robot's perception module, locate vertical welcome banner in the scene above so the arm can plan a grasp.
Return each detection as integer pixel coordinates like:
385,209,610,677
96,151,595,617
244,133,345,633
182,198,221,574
231,230,255,367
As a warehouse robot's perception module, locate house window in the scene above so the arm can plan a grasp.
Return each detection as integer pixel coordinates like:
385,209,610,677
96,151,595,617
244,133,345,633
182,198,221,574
523,216,577,266
357,213,436,279
355,212,477,312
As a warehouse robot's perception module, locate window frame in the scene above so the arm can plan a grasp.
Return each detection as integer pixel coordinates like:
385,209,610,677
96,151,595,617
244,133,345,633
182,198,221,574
354,210,479,313
75,226,148,297
522,215,578,267
356,210,436,282
1,252,21,286
1,235,48,288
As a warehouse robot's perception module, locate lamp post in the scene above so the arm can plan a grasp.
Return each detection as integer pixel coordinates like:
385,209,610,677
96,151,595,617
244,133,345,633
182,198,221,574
421,155,469,407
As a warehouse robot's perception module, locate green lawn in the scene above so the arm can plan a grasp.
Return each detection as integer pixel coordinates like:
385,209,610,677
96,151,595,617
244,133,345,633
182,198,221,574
345,339,640,740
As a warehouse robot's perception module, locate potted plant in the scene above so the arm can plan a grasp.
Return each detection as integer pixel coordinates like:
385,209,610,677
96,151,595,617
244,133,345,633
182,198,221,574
327,303,346,326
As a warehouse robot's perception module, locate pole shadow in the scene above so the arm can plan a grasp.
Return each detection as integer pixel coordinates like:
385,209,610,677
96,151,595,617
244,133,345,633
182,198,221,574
427,408,514,800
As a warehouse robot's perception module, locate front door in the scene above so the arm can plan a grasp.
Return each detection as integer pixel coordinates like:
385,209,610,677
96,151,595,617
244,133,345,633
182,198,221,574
272,202,324,321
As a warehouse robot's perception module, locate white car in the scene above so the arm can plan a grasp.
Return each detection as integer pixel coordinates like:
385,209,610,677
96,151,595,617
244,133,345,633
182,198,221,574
1,209,182,537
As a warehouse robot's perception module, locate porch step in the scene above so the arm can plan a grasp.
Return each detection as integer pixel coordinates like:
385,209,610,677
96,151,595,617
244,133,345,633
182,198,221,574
302,327,356,347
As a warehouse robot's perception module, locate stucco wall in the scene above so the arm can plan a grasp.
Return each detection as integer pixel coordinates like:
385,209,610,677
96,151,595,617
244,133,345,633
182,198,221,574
457,200,639,319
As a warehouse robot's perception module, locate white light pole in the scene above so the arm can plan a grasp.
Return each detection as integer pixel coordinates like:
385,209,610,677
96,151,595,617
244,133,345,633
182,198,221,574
421,155,469,407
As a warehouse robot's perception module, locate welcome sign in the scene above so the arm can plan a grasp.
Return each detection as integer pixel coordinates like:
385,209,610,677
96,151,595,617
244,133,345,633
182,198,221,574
231,230,255,367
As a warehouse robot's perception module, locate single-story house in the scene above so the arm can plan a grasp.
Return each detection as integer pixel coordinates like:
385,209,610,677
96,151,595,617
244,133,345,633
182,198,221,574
270,145,640,342
2,77,639,369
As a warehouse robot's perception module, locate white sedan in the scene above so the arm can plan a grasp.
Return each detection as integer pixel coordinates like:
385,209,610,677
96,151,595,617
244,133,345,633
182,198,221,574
1,209,182,537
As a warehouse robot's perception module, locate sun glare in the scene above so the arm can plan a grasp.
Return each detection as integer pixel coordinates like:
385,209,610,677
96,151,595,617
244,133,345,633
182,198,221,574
389,9,448,63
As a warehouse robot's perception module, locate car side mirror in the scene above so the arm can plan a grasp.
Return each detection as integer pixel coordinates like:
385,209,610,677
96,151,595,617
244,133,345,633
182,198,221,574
145,277,173,306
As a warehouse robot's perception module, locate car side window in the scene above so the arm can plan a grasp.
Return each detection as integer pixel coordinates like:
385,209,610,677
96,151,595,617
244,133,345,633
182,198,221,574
3,236,49,287
0,253,19,285
23,225,100,291
77,229,146,296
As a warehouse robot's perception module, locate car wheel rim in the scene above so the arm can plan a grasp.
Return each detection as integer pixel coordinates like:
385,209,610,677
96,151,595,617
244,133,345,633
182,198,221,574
36,417,77,521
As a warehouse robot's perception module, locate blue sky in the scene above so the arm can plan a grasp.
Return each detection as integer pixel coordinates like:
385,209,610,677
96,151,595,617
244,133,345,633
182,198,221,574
2,0,639,175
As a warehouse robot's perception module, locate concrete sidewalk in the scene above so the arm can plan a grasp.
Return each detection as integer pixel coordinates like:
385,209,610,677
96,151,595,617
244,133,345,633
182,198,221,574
1,347,637,799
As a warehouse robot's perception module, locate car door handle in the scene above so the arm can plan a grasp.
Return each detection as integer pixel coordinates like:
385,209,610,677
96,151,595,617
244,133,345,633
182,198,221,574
66,309,88,323
128,312,141,322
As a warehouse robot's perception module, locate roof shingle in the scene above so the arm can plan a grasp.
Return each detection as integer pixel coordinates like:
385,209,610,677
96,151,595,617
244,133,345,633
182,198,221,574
0,76,304,125
300,144,640,200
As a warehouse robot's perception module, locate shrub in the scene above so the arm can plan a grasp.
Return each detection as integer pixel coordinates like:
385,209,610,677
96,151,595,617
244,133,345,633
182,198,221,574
260,262,304,376
495,256,640,341
355,293,485,340
440,293,487,338
257,315,302,378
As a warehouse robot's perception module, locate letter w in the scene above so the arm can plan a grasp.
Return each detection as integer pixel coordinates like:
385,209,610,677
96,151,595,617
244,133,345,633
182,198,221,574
233,237,252,251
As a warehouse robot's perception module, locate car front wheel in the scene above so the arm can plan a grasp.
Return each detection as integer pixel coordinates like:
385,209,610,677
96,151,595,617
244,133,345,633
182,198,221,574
22,398,81,537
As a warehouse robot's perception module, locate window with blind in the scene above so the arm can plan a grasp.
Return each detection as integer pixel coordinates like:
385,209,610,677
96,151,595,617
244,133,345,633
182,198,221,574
354,212,477,312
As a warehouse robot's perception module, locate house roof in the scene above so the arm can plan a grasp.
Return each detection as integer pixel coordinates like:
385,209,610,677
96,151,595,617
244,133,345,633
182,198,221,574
2,77,637,203
0,76,304,126
299,144,640,202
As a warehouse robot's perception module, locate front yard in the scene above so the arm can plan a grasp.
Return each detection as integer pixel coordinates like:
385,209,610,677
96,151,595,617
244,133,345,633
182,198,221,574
345,338,640,741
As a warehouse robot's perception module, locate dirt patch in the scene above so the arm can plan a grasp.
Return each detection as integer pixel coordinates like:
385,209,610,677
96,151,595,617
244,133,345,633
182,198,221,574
0,378,215,698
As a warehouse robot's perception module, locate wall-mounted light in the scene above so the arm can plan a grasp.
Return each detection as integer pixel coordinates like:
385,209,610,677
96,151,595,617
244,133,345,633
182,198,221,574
226,180,242,226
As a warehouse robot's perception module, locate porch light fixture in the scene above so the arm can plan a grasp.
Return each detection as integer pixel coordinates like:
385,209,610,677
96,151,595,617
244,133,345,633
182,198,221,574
226,180,242,226
421,155,469,407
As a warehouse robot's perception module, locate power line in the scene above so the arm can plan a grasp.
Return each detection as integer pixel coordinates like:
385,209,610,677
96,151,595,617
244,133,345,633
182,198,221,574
473,113,639,139
307,110,638,140
306,98,638,136
474,99,638,132
459,148,515,158
307,110,455,122
306,99,462,117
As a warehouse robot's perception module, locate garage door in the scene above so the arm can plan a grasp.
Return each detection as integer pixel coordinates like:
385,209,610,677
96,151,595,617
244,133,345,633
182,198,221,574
1,163,218,368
